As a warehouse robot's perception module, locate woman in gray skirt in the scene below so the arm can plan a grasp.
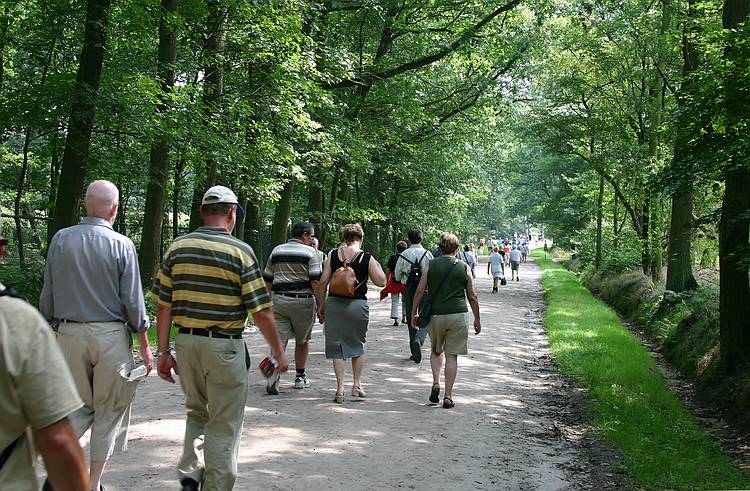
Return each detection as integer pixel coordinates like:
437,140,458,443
319,224,386,403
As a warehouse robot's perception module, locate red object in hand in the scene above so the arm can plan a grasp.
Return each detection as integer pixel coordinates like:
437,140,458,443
258,356,279,378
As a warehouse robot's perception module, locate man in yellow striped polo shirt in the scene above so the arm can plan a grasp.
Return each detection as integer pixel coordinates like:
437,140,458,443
153,185,288,491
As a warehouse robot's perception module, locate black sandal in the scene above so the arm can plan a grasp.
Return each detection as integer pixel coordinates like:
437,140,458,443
429,384,440,403
443,396,455,409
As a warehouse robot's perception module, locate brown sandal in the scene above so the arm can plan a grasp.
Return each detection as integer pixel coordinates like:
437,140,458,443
443,396,455,409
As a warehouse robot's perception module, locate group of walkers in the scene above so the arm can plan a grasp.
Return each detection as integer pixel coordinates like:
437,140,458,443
2,182,290,491
0,179,530,491
485,239,529,292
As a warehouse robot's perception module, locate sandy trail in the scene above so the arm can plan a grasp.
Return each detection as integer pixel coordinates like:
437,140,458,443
103,257,601,490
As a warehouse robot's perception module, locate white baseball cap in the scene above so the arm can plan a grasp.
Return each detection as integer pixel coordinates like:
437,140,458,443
201,185,244,213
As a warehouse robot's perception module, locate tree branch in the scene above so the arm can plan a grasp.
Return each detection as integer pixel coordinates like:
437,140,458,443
322,0,522,89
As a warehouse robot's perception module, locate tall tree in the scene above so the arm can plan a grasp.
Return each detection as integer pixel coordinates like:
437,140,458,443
139,0,179,287
188,0,228,231
271,177,294,248
595,174,604,271
48,0,112,239
665,0,700,293
719,0,750,374
243,202,262,260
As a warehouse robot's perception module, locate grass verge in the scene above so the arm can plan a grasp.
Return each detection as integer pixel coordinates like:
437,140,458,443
533,249,749,489
133,326,178,350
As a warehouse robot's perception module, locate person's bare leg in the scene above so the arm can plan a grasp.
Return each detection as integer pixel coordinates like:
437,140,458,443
295,341,309,371
90,460,106,491
444,354,458,399
333,359,346,396
431,350,444,386
351,355,365,390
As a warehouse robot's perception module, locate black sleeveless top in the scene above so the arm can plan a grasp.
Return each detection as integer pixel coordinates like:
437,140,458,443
329,249,371,300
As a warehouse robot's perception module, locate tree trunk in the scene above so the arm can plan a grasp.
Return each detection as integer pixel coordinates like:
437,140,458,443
116,186,128,235
641,198,651,275
666,0,699,292
48,129,61,214
233,194,246,239
307,178,324,234
612,189,619,250
271,178,295,248
642,0,671,281
719,0,750,375
328,163,340,214
49,0,112,239
720,168,750,374
172,156,184,239
337,166,351,204
243,201,262,259
25,203,43,250
188,0,228,231
595,174,604,271
364,221,379,258
650,200,663,283
138,0,178,287
0,5,9,94
667,183,697,291
14,129,33,269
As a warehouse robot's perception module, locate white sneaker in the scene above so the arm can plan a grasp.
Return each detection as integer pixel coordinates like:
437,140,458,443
294,374,310,389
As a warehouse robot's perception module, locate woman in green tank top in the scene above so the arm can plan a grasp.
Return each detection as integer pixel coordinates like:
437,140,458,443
410,232,481,409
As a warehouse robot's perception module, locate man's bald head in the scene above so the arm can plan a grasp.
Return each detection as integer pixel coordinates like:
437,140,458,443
84,180,120,223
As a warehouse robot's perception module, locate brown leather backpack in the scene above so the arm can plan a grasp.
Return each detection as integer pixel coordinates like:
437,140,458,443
330,251,366,297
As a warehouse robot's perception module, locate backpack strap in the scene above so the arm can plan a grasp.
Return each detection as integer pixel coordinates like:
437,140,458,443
397,254,415,266
344,250,363,267
354,252,369,290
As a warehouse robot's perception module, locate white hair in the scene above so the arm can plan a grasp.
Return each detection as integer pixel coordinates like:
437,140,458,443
85,180,119,218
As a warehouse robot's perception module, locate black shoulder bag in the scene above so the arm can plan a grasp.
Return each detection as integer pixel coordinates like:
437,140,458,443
417,259,458,327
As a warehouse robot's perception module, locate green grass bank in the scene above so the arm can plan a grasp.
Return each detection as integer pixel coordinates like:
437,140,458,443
533,250,748,489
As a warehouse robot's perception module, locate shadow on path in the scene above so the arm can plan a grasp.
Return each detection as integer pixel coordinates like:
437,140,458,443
105,256,617,490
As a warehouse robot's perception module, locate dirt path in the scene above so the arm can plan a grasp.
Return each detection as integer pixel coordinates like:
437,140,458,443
104,257,610,490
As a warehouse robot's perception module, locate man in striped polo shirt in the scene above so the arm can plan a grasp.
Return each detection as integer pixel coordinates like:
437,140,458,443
263,222,323,393
153,185,288,491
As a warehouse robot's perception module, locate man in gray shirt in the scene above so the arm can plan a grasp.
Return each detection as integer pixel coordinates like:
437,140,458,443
40,180,153,491
510,245,523,282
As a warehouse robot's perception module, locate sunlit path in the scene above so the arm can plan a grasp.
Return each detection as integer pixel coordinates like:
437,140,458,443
105,257,596,490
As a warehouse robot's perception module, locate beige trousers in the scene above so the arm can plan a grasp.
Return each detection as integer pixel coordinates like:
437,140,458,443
57,321,137,461
175,333,249,491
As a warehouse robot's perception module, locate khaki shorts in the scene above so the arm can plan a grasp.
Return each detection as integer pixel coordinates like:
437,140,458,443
427,312,469,355
272,294,316,343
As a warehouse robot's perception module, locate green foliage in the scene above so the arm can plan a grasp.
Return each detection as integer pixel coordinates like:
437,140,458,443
1,263,45,305
536,250,750,489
